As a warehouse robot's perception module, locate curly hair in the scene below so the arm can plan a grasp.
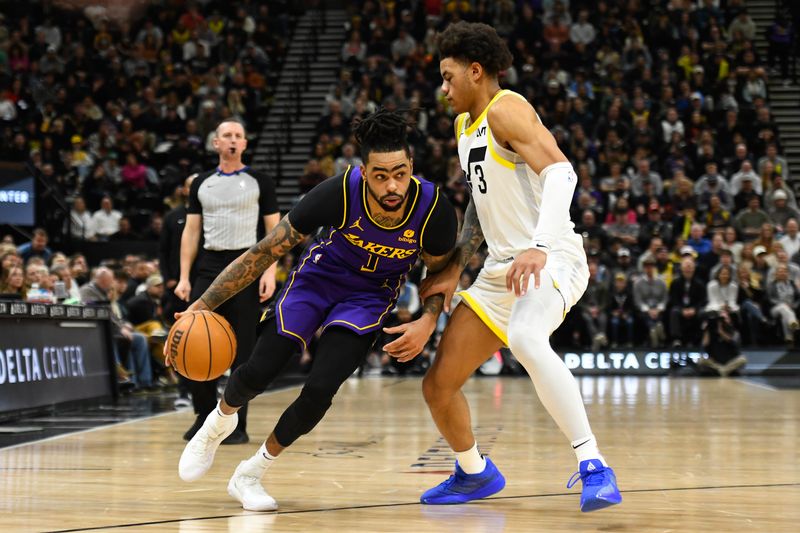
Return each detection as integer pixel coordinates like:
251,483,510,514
436,21,513,77
351,108,413,162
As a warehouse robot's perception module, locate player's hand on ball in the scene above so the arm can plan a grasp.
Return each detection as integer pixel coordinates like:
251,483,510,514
383,315,436,362
174,299,208,322
165,300,211,366
419,263,460,313
165,309,236,380
506,248,547,296
172,309,191,323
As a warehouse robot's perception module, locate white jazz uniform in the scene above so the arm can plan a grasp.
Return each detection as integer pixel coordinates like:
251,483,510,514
455,90,589,344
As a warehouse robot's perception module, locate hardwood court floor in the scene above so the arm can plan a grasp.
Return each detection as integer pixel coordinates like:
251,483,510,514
1,376,798,532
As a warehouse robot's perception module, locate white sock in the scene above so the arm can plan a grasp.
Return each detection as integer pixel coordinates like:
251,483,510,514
571,435,606,466
206,401,235,432
242,442,276,478
455,442,486,474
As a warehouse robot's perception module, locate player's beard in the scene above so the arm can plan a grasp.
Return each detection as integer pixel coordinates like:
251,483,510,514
367,183,406,212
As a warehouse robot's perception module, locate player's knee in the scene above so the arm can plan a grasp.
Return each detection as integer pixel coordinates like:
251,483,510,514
507,325,549,361
421,373,437,404
422,370,454,407
287,384,335,434
224,364,265,407
299,381,336,410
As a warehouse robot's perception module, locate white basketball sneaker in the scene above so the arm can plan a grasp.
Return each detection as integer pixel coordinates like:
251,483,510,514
178,411,237,482
227,460,278,511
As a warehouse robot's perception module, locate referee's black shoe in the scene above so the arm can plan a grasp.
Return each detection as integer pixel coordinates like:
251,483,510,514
183,416,204,441
221,429,249,445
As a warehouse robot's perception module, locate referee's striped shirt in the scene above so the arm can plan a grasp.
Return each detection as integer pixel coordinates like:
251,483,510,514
188,166,279,251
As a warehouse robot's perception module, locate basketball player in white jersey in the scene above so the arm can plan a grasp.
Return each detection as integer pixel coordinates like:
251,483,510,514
387,21,621,511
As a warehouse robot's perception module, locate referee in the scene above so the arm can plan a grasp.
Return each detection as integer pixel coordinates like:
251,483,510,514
176,119,280,444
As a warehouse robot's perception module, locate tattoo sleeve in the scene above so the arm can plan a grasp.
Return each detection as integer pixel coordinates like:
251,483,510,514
419,252,451,319
198,216,305,310
453,198,484,269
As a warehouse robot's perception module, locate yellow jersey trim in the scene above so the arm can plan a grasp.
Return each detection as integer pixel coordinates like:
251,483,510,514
419,187,440,250
486,126,516,170
463,89,513,137
361,175,421,230
457,290,509,346
338,166,352,230
455,112,468,140
277,243,325,350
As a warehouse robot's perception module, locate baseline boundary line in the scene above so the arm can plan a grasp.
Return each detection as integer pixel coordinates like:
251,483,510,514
47,481,800,532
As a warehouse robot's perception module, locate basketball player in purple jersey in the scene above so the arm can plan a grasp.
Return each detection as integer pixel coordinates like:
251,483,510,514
169,109,457,511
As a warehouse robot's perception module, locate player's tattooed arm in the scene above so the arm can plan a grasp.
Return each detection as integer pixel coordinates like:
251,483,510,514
197,216,305,310
452,198,484,269
417,198,481,312
420,253,451,319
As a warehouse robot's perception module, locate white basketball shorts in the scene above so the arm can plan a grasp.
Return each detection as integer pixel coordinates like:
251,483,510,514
456,253,589,346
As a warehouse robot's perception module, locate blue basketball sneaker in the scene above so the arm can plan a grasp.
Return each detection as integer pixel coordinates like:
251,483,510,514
566,459,622,512
420,457,506,504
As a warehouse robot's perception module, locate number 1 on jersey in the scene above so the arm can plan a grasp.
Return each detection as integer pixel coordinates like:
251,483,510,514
466,146,488,194
361,253,380,273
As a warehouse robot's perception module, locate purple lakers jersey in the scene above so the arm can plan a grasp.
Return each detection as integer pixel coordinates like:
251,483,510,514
272,166,440,348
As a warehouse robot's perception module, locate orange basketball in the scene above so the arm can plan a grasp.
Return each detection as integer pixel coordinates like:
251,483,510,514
166,310,237,381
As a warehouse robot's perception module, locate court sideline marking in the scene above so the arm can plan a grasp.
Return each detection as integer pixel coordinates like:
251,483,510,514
737,378,779,392
47,481,800,532
0,384,303,452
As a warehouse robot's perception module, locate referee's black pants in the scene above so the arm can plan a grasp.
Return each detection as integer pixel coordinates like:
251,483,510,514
189,248,258,433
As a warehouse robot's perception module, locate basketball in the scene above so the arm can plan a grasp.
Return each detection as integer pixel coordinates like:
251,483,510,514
166,310,237,381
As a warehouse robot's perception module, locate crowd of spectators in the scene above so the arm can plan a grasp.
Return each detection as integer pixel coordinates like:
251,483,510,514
0,0,301,390
304,0,800,359
4,1,800,383
0,0,295,242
